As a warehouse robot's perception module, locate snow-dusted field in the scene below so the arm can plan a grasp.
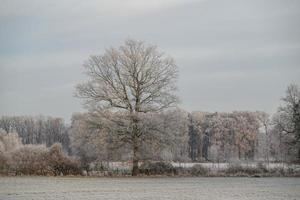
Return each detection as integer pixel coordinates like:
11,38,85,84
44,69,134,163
0,177,300,200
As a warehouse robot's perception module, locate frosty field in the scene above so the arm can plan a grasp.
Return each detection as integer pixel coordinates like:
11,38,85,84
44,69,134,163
0,177,299,200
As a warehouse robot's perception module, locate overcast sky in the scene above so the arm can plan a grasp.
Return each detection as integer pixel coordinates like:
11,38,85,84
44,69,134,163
0,0,300,122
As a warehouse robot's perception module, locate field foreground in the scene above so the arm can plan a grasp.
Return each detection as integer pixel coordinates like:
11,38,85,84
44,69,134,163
0,177,300,200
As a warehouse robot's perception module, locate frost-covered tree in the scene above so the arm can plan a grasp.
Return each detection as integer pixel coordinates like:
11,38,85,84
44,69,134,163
138,108,189,162
0,129,23,172
69,113,113,170
188,112,206,161
164,109,189,162
274,84,300,161
232,112,259,160
256,111,272,163
76,39,178,175
0,129,22,153
187,111,260,162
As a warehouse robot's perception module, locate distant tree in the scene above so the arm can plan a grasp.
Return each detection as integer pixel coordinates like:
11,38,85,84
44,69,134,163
164,109,189,162
76,39,178,175
256,111,272,163
274,84,300,161
232,112,259,160
0,129,22,153
0,116,70,152
187,111,260,162
139,109,189,162
69,113,111,170
0,129,23,172
188,112,204,161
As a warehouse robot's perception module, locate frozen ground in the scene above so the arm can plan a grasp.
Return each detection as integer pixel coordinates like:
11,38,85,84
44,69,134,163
0,177,300,200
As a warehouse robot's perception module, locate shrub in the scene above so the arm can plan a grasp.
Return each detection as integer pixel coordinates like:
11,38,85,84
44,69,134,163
9,143,80,176
0,152,9,174
0,130,80,176
256,162,268,173
139,161,175,175
47,143,81,175
190,164,209,176
10,145,50,175
225,164,261,176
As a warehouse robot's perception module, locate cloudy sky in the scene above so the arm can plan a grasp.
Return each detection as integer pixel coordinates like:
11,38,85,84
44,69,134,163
1,0,300,122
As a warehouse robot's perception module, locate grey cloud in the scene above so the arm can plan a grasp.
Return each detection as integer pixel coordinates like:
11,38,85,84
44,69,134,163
0,0,299,121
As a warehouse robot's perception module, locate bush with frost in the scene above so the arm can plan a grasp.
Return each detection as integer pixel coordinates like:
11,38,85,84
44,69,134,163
0,129,80,175
48,143,80,175
11,144,49,175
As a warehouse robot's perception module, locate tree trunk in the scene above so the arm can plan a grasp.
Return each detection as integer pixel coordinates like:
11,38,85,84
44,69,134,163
131,115,139,176
132,138,139,176
298,146,300,162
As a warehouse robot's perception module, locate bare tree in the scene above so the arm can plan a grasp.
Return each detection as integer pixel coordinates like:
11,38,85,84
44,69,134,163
76,39,178,175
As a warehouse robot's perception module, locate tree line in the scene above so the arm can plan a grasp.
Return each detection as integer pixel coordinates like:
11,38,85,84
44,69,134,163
0,87,299,167
0,116,70,152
